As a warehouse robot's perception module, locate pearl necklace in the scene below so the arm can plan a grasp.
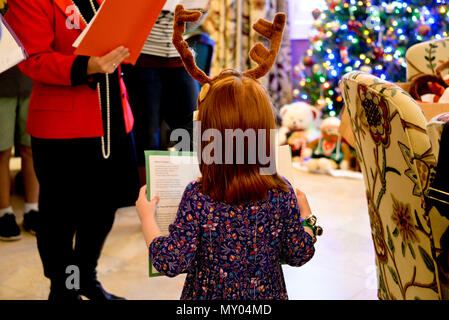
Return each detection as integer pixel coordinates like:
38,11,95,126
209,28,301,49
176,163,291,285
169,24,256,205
98,76,111,159
74,0,111,159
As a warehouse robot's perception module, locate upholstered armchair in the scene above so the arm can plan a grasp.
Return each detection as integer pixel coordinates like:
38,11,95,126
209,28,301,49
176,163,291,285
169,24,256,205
339,71,449,300
405,37,449,163
406,38,449,82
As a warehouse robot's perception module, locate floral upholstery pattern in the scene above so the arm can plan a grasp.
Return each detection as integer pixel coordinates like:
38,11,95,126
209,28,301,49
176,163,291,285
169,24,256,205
406,38,449,82
339,71,449,299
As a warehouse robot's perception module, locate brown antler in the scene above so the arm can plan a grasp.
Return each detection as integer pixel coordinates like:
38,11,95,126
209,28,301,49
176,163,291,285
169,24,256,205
243,13,286,80
173,4,211,85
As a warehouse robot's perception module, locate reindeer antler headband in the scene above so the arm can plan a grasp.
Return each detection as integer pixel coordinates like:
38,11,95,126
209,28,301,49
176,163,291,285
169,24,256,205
172,4,286,102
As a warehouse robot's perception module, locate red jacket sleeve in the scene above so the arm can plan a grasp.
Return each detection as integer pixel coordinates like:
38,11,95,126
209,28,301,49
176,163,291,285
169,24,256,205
5,0,77,86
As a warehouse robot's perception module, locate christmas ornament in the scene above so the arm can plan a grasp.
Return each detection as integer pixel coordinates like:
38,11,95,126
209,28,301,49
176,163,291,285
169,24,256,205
312,8,321,20
347,19,361,32
340,46,349,64
303,56,315,67
373,46,384,60
418,24,431,37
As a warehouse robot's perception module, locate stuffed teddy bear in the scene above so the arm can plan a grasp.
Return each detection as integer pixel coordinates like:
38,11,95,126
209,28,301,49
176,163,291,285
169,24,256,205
304,117,351,173
278,101,319,163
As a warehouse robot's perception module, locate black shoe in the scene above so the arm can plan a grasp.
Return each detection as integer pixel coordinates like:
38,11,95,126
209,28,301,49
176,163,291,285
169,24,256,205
0,213,22,241
23,210,40,235
79,280,126,300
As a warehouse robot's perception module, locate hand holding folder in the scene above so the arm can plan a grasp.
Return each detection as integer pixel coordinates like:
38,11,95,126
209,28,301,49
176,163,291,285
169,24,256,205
73,0,167,65
86,46,130,75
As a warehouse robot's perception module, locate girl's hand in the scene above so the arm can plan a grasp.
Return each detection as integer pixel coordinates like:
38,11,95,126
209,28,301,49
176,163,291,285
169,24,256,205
136,185,162,247
295,188,312,219
295,188,315,238
136,185,159,223
87,46,130,75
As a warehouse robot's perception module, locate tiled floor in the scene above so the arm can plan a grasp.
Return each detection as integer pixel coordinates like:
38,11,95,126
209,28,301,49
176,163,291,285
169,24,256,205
0,166,378,300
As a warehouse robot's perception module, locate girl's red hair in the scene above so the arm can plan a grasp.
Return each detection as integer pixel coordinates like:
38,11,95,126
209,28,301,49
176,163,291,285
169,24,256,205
198,71,288,204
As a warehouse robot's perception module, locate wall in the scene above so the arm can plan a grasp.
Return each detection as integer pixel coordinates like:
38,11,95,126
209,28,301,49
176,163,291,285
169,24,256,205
289,0,324,82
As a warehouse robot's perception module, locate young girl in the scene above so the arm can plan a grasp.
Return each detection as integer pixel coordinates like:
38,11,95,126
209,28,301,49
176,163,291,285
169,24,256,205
136,6,316,300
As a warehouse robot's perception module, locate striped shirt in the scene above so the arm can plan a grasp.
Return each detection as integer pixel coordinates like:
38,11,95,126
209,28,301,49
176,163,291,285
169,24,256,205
140,9,206,58
141,11,179,58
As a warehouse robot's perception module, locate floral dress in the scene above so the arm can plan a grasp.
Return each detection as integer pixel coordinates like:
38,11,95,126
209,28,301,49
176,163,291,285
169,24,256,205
149,179,315,300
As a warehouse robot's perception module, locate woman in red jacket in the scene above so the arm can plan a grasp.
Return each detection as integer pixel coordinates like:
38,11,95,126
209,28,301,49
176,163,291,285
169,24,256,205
6,0,140,300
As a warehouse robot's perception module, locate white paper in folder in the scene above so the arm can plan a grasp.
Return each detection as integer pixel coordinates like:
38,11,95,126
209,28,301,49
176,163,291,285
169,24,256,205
146,151,201,237
0,15,27,74
276,145,297,187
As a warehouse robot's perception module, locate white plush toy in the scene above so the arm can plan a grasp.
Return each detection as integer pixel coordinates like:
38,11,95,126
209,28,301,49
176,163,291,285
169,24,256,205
278,101,320,162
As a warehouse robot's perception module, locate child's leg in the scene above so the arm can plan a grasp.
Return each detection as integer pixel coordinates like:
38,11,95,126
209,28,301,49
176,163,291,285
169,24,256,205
0,97,21,240
17,95,39,207
0,96,17,211
0,148,12,210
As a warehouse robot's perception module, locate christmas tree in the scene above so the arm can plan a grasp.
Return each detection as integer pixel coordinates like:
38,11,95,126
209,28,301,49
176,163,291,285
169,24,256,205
294,0,449,117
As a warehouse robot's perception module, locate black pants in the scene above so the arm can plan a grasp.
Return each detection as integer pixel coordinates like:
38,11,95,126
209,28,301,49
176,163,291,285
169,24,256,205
31,137,123,288
124,66,198,166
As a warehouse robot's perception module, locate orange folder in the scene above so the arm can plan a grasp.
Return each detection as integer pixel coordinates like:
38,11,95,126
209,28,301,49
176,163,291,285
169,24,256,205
74,0,167,65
